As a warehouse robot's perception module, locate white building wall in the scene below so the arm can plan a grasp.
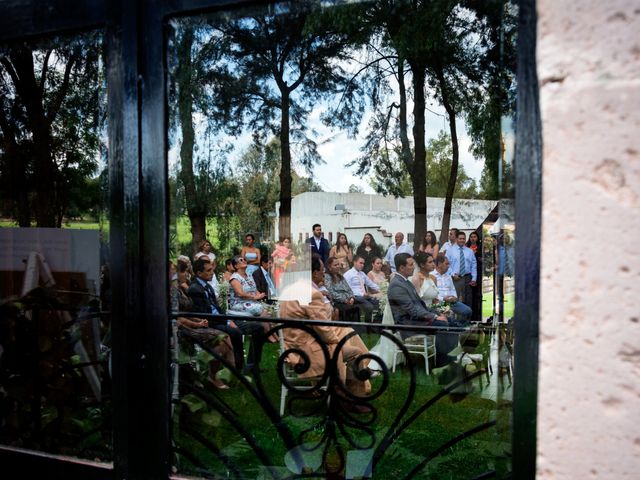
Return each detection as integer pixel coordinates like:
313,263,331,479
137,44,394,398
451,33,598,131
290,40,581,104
275,191,497,248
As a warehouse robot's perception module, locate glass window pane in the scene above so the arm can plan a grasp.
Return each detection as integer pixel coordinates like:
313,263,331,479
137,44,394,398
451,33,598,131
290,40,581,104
0,31,112,464
167,1,516,477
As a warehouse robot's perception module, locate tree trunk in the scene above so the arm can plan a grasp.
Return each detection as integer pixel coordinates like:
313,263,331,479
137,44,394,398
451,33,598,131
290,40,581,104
176,27,207,255
397,58,412,172
437,66,459,246
278,90,292,240
410,65,427,251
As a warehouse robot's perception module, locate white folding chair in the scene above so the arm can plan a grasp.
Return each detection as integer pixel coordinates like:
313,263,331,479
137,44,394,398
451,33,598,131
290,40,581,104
392,334,437,375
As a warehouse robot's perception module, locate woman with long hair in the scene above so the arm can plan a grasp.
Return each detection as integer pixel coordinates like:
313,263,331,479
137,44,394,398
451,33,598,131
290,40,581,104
355,232,383,274
329,233,353,274
466,231,482,321
411,252,439,305
367,257,386,286
418,230,440,258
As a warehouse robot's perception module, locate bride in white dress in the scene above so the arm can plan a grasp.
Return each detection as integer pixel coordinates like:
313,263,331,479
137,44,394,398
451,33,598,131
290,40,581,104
369,252,438,372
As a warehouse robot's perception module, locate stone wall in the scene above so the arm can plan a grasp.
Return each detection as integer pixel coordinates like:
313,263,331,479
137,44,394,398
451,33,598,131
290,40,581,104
537,1,640,477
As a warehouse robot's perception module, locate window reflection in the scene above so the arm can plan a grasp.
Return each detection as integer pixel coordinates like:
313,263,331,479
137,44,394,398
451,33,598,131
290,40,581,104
0,32,111,462
167,1,515,478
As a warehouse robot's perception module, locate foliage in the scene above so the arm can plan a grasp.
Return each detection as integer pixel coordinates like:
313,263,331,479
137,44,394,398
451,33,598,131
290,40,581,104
370,131,479,198
0,32,105,227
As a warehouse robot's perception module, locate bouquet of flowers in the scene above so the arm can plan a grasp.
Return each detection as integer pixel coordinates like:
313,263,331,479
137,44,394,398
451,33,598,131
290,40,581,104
432,300,452,317
376,280,389,312
217,274,230,313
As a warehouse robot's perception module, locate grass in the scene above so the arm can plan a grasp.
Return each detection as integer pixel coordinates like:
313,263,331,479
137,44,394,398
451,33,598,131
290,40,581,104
172,331,512,479
482,292,515,320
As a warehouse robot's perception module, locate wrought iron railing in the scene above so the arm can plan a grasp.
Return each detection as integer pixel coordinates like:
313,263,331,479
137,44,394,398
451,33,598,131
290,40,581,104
170,312,512,479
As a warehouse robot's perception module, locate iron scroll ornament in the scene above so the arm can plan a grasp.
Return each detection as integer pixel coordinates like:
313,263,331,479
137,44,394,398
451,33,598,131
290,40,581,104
171,313,498,479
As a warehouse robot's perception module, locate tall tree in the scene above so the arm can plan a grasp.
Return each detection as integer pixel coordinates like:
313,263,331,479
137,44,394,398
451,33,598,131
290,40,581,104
0,34,103,227
212,5,356,239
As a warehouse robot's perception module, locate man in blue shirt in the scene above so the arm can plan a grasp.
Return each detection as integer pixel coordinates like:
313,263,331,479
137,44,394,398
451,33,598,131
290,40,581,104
445,231,477,307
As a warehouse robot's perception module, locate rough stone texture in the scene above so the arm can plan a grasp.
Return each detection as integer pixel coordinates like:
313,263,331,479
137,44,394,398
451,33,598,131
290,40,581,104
537,0,640,478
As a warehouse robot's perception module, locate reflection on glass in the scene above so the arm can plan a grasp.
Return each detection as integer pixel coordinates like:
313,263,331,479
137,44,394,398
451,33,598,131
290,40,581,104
0,32,111,461
167,1,515,477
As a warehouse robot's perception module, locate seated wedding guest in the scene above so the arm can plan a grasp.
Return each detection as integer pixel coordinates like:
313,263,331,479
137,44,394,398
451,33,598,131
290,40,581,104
222,258,235,283
431,254,472,321
170,268,233,390
329,232,353,274
388,253,458,367
229,255,278,342
279,255,372,400
177,255,193,292
411,252,439,306
182,258,239,387
343,255,380,322
324,256,360,322
188,257,257,374
355,233,383,274
367,257,387,286
252,256,277,300
240,233,261,276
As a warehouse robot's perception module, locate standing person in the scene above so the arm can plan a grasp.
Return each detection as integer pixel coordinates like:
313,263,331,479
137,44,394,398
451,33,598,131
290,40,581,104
383,232,414,274
445,231,477,307
343,255,380,323
240,233,261,276
355,233,383,274
329,232,353,274
419,230,440,258
439,228,459,255
252,256,276,300
271,237,296,290
306,223,331,263
195,239,216,264
387,253,458,367
466,231,483,322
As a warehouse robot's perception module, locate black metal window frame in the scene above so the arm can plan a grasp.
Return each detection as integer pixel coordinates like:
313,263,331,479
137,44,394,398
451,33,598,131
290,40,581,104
0,0,541,478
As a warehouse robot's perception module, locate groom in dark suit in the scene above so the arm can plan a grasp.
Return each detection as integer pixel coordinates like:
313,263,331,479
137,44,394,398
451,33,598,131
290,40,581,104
306,223,331,263
388,252,458,367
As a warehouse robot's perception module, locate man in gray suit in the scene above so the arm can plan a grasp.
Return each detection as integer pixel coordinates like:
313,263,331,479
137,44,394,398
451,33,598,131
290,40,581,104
388,252,459,367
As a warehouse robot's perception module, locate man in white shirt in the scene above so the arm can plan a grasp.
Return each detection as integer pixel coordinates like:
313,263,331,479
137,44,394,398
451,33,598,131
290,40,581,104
384,232,414,273
439,228,459,255
344,255,380,322
445,231,477,306
431,254,472,321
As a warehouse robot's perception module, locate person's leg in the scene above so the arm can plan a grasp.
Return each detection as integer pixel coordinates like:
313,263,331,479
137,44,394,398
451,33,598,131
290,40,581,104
354,296,376,322
432,319,459,367
235,320,264,368
451,301,472,322
215,324,245,372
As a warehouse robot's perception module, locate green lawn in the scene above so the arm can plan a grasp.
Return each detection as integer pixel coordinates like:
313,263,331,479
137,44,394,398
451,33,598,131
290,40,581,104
173,332,512,479
482,292,515,320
